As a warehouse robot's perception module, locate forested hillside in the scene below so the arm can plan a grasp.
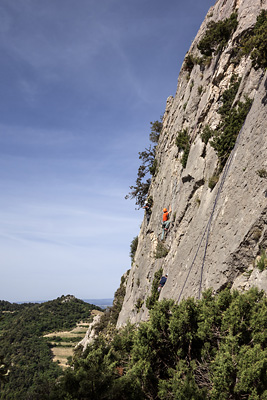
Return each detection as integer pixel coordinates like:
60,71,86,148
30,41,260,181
0,295,101,399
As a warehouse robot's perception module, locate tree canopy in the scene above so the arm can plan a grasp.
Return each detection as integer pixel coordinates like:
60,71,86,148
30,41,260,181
51,287,267,400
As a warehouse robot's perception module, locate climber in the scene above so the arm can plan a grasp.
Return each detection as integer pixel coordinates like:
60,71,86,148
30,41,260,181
161,206,172,240
143,200,152,224
158,274,168,292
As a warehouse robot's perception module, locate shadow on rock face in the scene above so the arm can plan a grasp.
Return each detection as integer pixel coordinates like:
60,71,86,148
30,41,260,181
262,76,267,106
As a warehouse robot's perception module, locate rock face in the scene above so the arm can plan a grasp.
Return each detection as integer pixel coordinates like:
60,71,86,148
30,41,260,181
117,0,267,328
77,314,102,351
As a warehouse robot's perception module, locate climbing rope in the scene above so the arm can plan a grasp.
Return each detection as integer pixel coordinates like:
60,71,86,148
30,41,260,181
198,130,242,299
178,71,265,303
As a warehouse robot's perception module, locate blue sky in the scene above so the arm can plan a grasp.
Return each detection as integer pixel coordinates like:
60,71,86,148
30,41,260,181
0,0,215,302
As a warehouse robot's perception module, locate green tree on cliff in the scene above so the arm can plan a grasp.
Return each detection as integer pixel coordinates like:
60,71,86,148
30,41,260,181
125,118,162,208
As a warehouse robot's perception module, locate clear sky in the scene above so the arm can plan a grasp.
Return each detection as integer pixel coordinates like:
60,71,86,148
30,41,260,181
0,0,215,302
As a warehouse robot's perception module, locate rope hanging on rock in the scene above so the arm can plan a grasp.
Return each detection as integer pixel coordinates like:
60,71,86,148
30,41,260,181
178,71,265,303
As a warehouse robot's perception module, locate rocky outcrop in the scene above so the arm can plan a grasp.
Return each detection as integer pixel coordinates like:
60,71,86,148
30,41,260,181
117,0,267,328
76,313,102,351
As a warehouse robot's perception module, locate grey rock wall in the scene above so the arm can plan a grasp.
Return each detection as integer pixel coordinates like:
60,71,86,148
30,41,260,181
76,313,102,351
117,0,267,328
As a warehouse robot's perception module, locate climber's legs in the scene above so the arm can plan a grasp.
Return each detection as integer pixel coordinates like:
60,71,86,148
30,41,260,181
161,221,170,240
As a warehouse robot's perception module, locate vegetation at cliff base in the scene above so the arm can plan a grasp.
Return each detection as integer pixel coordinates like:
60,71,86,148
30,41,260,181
50,287,267,400
1,288,267,400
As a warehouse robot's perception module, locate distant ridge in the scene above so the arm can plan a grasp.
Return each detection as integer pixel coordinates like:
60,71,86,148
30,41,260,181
14,297,114,309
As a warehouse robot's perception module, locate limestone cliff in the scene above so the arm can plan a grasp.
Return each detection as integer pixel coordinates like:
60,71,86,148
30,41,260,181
117,0,267,328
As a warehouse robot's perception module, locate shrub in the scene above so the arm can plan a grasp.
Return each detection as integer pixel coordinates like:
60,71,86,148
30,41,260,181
208,173,219,190
126,118,162,208
130,236,138,264
197,13,238,56
184,53,204,72
256,250,267,272
195,196,201,206
149,158,158,176
155,242,169,259
201,125,213,144
251,227,262,241
218,74,241,115
211,96,252,169
197,55,212,68
176,128,190,152
149,119,163,143
135,298,144,312
210,75,253,169
176,129,191,168
256,169,267,179
146,268,163,309
184,53,195,72
198,85,203,95
240,10,267,69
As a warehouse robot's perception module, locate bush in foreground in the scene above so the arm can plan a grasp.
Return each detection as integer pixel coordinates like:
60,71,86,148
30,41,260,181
52,287,267,400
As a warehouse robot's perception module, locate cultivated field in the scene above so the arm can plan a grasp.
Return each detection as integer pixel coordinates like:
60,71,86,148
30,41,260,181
44,310,103,368
44,321,90,368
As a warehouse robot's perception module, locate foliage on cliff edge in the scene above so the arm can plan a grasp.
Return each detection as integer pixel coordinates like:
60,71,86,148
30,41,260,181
125,119,162,208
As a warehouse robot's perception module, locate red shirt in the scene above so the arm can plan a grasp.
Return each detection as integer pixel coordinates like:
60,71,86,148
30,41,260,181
163,211,169,222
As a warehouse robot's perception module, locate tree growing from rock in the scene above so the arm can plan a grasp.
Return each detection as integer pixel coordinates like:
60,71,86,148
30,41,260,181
125,119,162,208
